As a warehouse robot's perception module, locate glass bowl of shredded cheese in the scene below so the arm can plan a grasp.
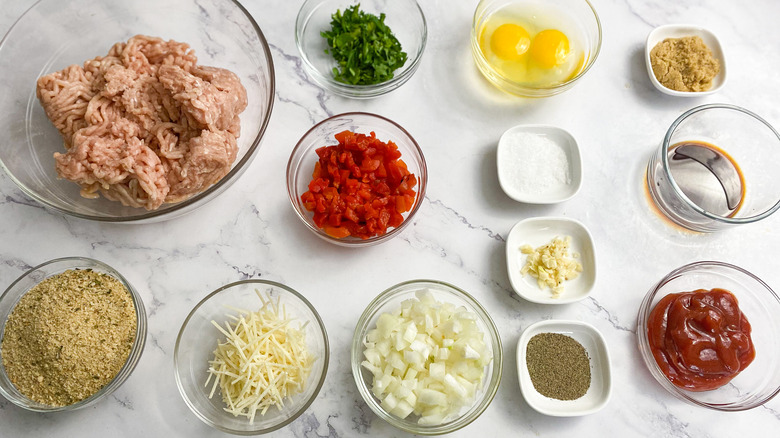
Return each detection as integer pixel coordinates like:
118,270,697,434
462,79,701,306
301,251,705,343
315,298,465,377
174,280,329,434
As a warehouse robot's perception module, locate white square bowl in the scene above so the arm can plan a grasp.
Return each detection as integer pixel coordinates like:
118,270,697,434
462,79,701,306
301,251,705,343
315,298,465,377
517,319,612,417
497,125,582,204
506,217,596,304
645,24,726,96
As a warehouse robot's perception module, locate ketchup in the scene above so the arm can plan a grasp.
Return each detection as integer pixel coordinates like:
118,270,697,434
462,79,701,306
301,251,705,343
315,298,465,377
647,288,755,391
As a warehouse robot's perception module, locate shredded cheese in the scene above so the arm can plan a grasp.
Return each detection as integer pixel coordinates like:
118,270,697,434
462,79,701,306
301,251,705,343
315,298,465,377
520,235,582,297
205,290,314,423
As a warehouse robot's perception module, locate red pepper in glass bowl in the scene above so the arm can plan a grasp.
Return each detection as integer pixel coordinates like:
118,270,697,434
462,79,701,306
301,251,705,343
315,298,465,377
287,112,427,247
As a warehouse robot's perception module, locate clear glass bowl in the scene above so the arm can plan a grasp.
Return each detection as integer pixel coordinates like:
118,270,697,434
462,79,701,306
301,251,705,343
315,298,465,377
636,261,780,411
0,257,147,412
174,280,329,435
295,0,427,98
471,0,602,97
646,104,780,232
0,0,275,223
351,280,503,435
286,112,427,247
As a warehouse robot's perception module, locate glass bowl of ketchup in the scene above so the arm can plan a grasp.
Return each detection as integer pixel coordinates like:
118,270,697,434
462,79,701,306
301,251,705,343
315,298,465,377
637,261,780,411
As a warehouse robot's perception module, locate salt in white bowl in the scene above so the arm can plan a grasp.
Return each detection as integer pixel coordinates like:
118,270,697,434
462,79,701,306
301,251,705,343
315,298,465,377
497,125,582,204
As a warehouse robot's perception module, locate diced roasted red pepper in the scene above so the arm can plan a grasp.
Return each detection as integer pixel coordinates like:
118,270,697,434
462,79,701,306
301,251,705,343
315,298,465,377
324,225,350,238
300,130,418,240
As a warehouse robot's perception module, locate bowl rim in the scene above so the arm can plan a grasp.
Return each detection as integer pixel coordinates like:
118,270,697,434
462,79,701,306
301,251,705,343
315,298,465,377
285,111,428,247
173,279,330,435
660,104,780,225
496,124,583,204
470,0,603,96
0,0,276,223
350,279,503,435
0,256,147,412
644,23,727,96
635,260,780,411
294,0,428,98
516,319,612,416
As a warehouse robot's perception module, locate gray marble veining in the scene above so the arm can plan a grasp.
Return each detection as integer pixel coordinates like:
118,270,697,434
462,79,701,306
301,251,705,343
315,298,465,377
1,0,780,437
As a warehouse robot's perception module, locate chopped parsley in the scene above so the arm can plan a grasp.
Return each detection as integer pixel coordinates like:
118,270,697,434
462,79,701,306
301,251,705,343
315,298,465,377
320,4,408,86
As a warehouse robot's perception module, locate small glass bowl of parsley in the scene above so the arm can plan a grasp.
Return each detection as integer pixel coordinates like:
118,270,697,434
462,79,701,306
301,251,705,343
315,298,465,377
296,0,427,99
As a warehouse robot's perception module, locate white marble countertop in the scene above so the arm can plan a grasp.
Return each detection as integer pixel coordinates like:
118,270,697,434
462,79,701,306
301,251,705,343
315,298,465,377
2,0,780,436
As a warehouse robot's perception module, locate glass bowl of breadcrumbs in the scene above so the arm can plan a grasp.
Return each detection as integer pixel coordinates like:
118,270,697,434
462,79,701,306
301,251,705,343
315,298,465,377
0,257,147,411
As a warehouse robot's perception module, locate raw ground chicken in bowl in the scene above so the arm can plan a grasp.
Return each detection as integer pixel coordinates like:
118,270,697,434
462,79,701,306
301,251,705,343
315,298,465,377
36,35,248,210
0,0,275,222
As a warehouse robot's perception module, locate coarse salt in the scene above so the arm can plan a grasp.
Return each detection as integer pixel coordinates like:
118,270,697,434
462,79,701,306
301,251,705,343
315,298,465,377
500,132,571,194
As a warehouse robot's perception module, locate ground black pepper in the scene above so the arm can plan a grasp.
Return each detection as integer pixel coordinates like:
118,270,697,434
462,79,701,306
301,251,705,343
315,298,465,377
526,332,591,401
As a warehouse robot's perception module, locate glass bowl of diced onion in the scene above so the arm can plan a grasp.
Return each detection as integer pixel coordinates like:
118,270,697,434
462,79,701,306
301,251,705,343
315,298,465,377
351,280,503,435
174,280,329,435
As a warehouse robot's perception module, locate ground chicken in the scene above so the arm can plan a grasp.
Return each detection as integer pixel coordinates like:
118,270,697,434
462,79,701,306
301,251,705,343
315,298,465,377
36,35,247,210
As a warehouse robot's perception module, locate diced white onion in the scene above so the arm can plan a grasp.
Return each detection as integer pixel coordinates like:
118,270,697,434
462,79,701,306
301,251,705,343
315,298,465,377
361,289,492,425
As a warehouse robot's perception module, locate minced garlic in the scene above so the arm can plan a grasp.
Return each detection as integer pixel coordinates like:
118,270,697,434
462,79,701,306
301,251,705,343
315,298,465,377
520,236,582,297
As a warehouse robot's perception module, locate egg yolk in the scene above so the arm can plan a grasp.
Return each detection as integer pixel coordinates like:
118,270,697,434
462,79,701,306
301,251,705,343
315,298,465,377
530,29,570,68
490,23,531,61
